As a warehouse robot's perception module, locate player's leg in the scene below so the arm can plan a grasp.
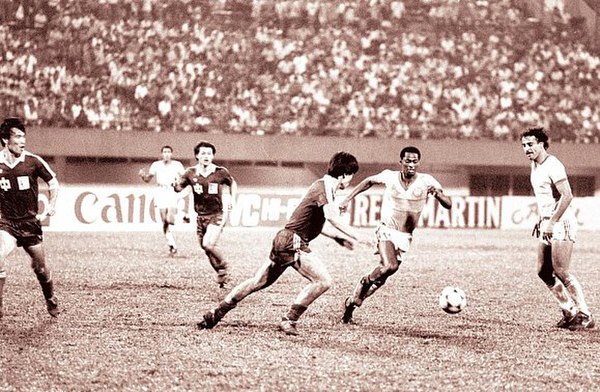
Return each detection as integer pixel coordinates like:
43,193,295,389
278,251,332,335
343,241,400,323
160,207,178,255
537,242,577,327
198,259,288,330
201,222,229,287
23,243,59,317
551,240,594,329
0,231,18,318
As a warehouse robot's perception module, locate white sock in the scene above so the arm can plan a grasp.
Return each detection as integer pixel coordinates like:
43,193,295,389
165,230,176,248
564,275,591,316
549,280,577,316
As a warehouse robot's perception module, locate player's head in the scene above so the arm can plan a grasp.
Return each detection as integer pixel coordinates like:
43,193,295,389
1,117,26,148
520,127,549,150
399,146,421,178
194,141,216,165
327,151,359,190
400,146,421,161
160,145,173,162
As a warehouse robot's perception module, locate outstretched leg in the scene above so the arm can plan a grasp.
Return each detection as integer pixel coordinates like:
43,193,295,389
198,260,288,329
343,241,401,323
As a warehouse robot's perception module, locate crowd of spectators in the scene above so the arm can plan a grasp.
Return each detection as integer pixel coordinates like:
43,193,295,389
1,0,599,143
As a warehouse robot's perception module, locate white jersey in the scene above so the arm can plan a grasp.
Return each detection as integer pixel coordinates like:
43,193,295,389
148,160,186,208
530,155,575,219
371,170,442,230
149,160,186,187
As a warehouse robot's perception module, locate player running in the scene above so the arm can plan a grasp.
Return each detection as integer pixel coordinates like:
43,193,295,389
174,141,237,288
139,145,190,256
521,127,594,330
0,118,60,318
197,151,371,335
340,146,452,324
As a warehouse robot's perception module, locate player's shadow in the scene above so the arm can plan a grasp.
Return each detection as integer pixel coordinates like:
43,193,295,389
0,318,57,350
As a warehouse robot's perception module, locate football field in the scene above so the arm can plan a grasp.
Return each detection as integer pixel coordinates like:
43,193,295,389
1,228,599,391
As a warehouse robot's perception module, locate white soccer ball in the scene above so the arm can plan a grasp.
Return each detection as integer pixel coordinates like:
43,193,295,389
439,286,467,314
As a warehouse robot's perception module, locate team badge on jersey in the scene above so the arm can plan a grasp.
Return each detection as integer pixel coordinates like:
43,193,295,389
208,183,218,194
17,176,31,190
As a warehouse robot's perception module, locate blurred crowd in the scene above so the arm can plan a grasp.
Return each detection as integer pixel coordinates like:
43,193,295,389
1,0,599,142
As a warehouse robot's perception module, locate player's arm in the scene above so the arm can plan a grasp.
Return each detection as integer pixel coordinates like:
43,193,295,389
323,203,372,247
139,168,154,183
46,177,59,216
541,178,573,241
427,186,452,209
173,174,188,192
339,175,382,213
550,178,573,223
226,178,237,211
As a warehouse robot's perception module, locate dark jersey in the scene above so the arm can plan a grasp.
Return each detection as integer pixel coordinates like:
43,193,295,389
0,150,56,220
285,178,332,243
179,165,234,216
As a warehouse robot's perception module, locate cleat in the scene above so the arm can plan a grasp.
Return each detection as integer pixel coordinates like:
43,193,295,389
46,297,59,317
342,297,356,324
197,310,219,330
568,312,595,331
279,317,299,336
216,272,230,288
183,215,191,224
169,246,177,256
556,309,577,329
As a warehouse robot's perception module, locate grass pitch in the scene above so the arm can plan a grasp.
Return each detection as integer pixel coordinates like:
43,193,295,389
1,228,599,391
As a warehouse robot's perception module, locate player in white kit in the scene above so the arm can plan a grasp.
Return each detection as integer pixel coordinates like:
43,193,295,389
340,146,452,323
139,145,189,256
521,127,594,330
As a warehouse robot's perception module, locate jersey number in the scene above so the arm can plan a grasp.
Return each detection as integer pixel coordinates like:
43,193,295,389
0,177,10,191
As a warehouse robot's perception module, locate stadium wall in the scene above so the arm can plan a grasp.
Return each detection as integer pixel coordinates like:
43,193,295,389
28,128,600,231
30,128,600,196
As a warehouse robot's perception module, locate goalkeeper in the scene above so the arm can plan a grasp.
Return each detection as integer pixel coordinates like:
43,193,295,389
197,152,371,336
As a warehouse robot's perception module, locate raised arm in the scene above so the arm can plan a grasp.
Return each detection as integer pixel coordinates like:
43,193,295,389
339,176,380,213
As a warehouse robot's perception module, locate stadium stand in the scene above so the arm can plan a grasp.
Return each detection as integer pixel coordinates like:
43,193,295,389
1,0,599,142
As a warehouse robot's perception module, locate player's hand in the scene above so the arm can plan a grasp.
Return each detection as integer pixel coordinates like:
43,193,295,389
334,236,354,250
427,186,440,197
543,221,554,242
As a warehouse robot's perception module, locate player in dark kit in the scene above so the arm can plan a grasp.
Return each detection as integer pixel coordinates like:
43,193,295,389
197,151,371,336
0,118,60,318
174,141,237,287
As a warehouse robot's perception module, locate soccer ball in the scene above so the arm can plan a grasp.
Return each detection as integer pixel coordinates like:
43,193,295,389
438,286,467,314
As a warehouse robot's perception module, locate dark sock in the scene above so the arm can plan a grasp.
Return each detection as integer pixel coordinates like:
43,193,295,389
35,273,54,301
286,304,308,322
214,300,236,319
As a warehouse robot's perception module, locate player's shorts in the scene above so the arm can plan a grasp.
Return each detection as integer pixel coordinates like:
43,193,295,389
0,218,43,248
533,216,577,244
376,224,412,253
269,229,311,268
196,213,224,236
154,185,180,209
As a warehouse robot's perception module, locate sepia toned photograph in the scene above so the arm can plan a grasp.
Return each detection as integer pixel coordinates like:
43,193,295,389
1,0,599,390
